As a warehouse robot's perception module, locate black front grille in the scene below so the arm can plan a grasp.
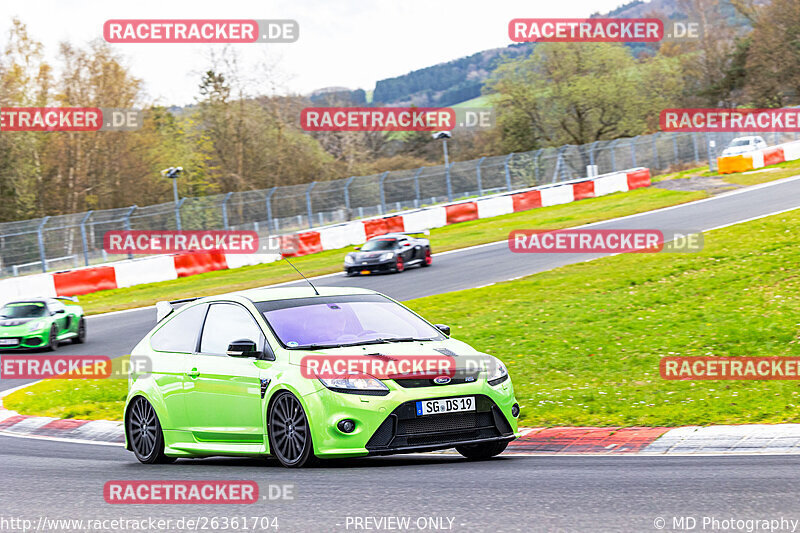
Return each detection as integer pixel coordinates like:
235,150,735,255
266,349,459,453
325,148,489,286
365,395,513,453
394,373,480,388
401,411,487,434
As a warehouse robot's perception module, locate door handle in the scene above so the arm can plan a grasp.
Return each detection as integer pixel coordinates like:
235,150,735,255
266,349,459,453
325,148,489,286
185,368,200,378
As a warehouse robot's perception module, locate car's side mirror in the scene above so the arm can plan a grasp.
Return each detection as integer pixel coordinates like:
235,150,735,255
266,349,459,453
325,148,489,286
434,324,450,336
402,242,411,247
52,309,65,315
226,339,261,358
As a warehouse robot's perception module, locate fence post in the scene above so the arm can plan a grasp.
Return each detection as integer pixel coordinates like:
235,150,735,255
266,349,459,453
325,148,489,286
124,206,137,260
413,167,423,208
691,132,699,163
265,187,277,234
305,182,316,229
504,153,515,191
174,197,182,231
672,133,679,165
475,157,485,196
651,133,660,169
609,140,618,172
534,149,543,183
631,136,639,167
589,141,600,167
221,192,233,231
37,216,50,273
79,211,93,267
343,176,355,219
379,172,389,215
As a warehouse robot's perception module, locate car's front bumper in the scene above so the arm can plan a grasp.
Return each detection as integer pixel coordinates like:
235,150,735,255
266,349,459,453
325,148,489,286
301,378,519,458
344,259,396,275
0,327,48,349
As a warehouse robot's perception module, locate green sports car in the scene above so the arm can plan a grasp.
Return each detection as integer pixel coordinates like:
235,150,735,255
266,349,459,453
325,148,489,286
0,297,86,350
124,287,519,467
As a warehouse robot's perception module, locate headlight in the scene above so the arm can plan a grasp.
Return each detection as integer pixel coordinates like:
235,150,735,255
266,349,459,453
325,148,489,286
379,252,395,261
28,320,46,332
344,255,354,264
486,357,509,386
319,376,389,395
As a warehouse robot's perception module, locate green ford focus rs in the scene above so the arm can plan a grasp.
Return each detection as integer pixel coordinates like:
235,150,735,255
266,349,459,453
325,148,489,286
124,287,519,467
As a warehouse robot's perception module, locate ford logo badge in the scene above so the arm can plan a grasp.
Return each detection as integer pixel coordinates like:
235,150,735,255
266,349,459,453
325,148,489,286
433,376,451,385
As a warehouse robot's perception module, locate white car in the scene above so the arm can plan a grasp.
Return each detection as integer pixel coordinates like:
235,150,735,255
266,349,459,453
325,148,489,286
720,136,768,157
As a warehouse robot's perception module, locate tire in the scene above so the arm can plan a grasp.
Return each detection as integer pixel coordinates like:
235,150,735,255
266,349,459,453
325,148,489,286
45,325,58,352
72,318,86,344
395,255,405,273
422,248,432,267
456,440,508,460
127,396,175,464
268,391,318,468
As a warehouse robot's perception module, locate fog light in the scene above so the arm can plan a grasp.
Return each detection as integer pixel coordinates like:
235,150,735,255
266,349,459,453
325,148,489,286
337,419,355,433
511,403,520,417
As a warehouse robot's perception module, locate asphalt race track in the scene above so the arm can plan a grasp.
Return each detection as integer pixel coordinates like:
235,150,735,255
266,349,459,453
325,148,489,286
3,177,800,532
3,434,800,532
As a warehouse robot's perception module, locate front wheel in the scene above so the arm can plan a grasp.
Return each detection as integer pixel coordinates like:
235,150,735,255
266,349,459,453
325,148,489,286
421,248,432,267
72,318,86,344
268,391,318,468
127,396,175,464
45,325,58,352
456,440,508,460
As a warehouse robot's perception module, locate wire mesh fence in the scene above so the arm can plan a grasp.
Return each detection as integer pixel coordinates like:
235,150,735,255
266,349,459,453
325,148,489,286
1,129,798,277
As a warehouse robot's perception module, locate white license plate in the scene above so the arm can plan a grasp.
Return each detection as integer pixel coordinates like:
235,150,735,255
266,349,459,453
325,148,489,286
0,338,18,346
416,396,475,416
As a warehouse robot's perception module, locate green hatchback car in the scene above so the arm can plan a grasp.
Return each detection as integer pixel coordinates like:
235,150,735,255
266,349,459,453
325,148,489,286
124,287,519,467
0,297,86,350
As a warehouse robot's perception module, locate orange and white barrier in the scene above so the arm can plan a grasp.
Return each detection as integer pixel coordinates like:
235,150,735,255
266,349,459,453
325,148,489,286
0,167,650,300
718,140,800,174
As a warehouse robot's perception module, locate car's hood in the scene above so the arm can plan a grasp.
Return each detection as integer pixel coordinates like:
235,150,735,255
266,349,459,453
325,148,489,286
287,337,481,367
0,318,36,327
348,251,393,261
721,146,755,156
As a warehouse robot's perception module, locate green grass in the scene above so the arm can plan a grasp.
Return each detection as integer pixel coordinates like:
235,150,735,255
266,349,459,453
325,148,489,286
7,206,800,426
77,187,705,315
407,209,800,427
451,94,495,108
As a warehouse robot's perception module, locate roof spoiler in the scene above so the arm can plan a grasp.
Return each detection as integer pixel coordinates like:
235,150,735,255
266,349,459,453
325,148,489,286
400,230,430,236
54,296,79,303
155,297,202,323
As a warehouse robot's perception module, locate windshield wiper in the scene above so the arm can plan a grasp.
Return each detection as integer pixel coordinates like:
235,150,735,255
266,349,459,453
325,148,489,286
292,337,435,349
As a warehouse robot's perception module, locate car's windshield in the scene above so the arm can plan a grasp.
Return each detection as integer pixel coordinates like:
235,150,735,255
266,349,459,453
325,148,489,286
360,238,397,252
0,302,47,319
256,294,443,348
729,139,754,147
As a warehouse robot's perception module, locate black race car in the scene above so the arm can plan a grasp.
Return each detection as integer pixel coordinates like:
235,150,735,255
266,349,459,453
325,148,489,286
344,232,432,275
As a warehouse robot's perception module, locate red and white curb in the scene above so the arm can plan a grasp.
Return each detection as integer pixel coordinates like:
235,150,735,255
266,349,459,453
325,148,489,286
4,405,800,455
0,406,124,446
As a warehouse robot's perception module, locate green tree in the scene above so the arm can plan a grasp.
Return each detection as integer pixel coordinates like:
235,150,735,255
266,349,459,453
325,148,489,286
486,42,682,153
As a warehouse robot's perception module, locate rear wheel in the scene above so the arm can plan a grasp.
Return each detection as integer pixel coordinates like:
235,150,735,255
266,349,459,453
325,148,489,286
72,318,86,344
456,440,508,460
395,255,405,273
45,325,58,352
127,396,175,464
268,391,317,468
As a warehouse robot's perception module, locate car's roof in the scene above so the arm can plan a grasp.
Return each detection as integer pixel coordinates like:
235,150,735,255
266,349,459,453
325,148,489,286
209,285,380,304
2,299,49,306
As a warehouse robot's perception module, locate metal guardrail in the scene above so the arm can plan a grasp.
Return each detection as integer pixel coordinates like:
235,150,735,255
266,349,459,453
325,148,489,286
1,129,797,277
